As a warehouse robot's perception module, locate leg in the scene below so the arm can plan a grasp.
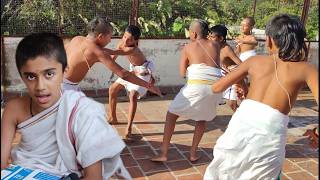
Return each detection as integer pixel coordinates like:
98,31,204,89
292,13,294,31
125,90,139,139
151,111,179,162
107,82,124,124
190,120,206,162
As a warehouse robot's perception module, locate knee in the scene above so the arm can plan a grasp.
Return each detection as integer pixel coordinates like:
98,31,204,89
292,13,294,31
129,91,139,101
109,85,118,96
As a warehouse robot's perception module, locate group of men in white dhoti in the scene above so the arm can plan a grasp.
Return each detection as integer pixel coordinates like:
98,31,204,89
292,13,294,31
1,14,318,180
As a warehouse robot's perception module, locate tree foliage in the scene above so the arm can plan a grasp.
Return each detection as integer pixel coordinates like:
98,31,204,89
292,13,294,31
1,0,318,40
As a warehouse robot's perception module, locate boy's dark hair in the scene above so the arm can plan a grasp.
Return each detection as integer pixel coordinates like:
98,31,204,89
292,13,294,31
210,24,228,42
244,16,255,27
125,25,141,40
16,32,67,74
265,14,307,62
192,19,209,38
87,16,113,36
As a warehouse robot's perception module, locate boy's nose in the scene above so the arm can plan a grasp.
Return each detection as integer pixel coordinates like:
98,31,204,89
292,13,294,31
35,77,46,91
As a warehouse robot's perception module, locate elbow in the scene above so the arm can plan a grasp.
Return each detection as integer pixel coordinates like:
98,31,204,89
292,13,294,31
117,70,130,79
212,83,223,93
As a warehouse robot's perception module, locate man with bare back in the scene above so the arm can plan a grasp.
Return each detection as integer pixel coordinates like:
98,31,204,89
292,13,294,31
151,19,222,162
63,17,160,96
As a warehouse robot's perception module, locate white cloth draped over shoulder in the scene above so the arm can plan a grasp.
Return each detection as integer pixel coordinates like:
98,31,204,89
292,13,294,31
168,63,222,121
62,78,81,92
115,60,155,99
204,99,289,180
11,99,67,176
11,90,131,179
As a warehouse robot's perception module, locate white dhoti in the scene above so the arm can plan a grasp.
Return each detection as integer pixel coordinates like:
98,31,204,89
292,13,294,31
168,64,222,121
239,50,256,62
11,90,131,179
222,65,238,101
204,99,289,180
115,60,155,99
62,78,81,92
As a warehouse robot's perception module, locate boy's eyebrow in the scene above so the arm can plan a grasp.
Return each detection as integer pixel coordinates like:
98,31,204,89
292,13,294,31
22,68,57,75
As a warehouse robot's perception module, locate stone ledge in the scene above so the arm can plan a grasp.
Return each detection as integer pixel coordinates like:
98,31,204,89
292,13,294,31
1,85,184,103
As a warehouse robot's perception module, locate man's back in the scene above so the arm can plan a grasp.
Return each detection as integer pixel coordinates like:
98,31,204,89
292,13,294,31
185,39,220,68
245,55,317,114
64,36,97,82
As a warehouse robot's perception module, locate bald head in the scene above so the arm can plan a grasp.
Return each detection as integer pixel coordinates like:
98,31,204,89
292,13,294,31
190,19,209,38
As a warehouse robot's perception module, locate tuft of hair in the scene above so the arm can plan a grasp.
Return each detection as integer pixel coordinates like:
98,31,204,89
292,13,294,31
210,24,228,42
15,32,67,74
125,25,141,40
265,14,307,62
244,16,255,27
191,19,209,38
87,16,113,36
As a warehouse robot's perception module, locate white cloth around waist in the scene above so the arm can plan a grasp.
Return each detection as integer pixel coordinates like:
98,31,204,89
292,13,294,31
169,63,222,121
239,50,256,62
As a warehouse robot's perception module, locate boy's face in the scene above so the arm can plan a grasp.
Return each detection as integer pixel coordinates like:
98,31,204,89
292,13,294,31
122,32,137,47
240,19,252,34
20,56,64,111
97,32,112,47
208,33,223,43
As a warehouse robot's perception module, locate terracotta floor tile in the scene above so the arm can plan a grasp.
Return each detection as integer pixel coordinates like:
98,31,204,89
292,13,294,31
136,159,168,173
121,154,138,168
286,171,317,180
146,171,176,180
296,160,319,176
126,166,145,179
166,160,197,176
130,146,156,159
177,173,203,180
282,159,301,173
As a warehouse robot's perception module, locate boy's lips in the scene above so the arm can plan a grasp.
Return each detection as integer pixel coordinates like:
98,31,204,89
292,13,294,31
35,94,51,104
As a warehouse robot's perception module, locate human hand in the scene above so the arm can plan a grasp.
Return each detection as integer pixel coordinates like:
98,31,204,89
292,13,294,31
148,83,163,97
235,84,247,100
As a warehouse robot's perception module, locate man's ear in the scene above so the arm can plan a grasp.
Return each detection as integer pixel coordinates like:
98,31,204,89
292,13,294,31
265,36,272,50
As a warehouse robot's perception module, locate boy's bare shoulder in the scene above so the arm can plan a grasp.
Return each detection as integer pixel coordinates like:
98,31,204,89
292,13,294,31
5,96,29,111
3,96,29,122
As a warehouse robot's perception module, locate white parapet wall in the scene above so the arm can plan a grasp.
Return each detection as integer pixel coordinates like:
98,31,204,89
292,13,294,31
2,37,319,92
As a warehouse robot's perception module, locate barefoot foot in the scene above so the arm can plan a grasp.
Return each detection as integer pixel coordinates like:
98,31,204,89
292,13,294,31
189,154,201,162
151,154,168,162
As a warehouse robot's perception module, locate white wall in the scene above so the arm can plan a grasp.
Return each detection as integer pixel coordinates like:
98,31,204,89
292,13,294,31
2,37,319,91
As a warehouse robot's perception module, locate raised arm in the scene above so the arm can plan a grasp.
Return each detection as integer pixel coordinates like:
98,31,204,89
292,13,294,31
225,46,242,65
1,100,18,169
82,161,103,180
305,64,319,104
91,48,161,96
212,57,251,93
179,46,189,78
239,35,258,46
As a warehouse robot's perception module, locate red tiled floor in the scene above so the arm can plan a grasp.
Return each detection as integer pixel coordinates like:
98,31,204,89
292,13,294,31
286,171,317,180
177,173,203,180
166,160,198,176
3,91,318,179
146,171,176,180
136,159,168,173
296,160,319,176
130,146,156,159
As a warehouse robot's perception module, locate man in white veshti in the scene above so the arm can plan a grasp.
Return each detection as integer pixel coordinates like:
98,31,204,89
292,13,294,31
151,19,223,162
